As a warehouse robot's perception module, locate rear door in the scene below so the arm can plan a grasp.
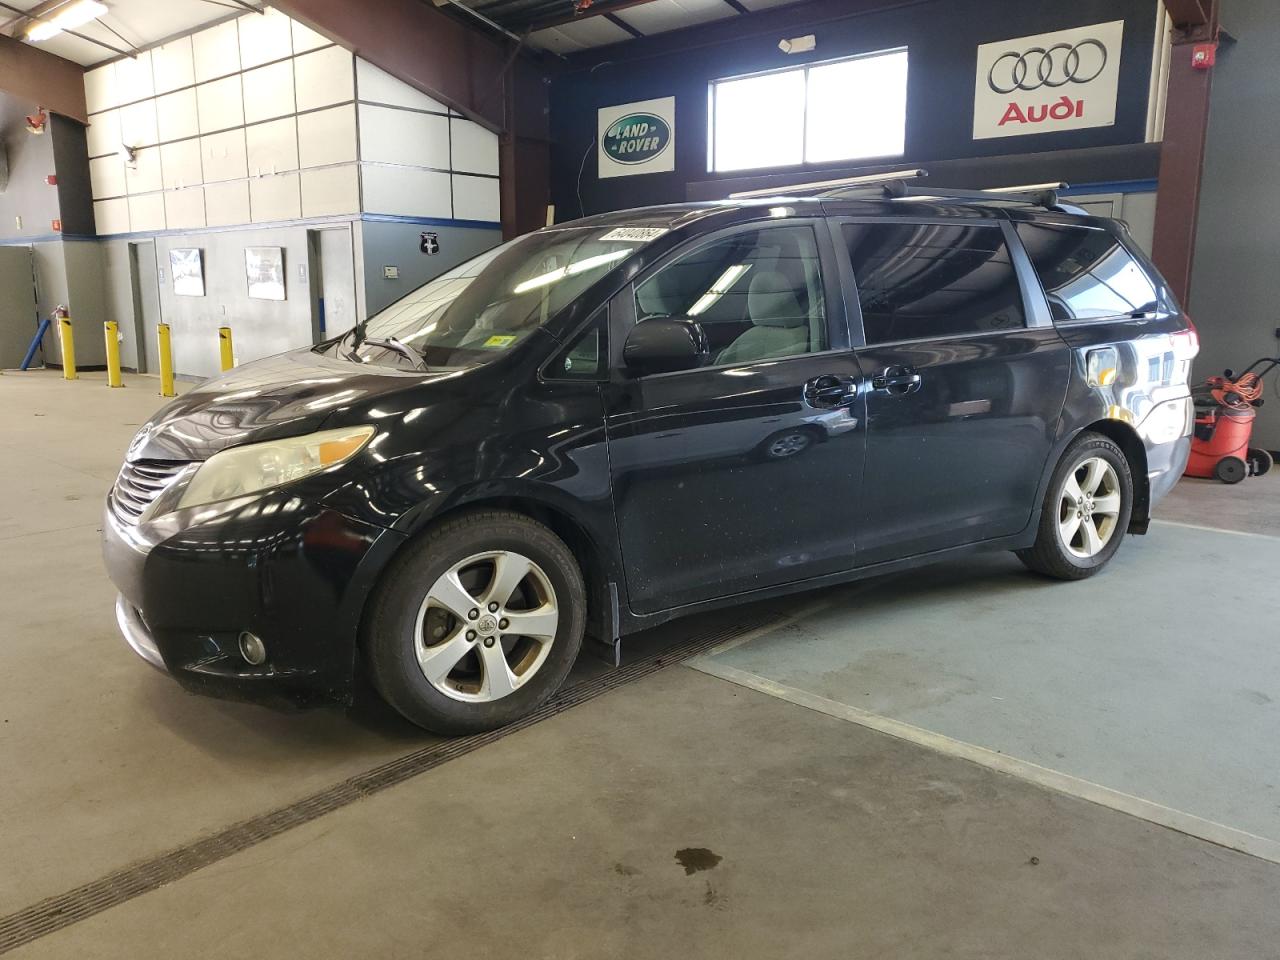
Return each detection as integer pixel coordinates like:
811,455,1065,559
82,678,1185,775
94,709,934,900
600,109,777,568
833,210,1072,564
603,219,866,614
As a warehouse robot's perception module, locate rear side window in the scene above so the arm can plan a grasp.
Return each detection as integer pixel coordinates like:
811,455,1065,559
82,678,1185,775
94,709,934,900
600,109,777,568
1014,222,1160,322
842,222,1026,344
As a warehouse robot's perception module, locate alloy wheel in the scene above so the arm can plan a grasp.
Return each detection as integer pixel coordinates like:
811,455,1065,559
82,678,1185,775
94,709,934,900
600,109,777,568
414,550,559,702
1057,456,1122,559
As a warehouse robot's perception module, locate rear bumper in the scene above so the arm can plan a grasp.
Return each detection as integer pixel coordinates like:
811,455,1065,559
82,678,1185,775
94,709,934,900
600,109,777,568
103,491,406,708
1147,434,1192,505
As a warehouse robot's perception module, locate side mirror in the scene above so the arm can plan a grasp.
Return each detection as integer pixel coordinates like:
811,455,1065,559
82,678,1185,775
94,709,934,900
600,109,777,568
623,318,709,377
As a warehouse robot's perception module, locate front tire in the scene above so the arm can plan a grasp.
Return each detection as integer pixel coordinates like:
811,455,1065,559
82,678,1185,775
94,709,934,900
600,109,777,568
363,510,585,735
1017,432,1133,580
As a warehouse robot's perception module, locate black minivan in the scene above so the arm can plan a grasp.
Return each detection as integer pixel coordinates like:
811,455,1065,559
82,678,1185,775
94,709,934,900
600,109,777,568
103,182,1199,733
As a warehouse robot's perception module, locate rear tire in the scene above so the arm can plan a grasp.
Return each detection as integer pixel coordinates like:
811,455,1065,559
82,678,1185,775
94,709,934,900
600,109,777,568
1017,432,1133,581
1215,456,1247,484
362,510,585,735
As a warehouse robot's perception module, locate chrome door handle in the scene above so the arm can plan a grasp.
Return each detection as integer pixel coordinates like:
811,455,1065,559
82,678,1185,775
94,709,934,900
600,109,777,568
871,366,922,396
804,374,856,408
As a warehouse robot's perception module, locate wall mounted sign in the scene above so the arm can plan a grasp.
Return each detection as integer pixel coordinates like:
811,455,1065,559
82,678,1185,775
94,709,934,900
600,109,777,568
245,247,286,301
169,248,204,297
598,96,675,179
420,231,440,255
973,20,1124,140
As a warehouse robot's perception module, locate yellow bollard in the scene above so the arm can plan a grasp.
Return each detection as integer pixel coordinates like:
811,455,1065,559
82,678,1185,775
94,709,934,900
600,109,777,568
157,323,175,397
218,326,234,372
58,315,77,380
104,321,124,388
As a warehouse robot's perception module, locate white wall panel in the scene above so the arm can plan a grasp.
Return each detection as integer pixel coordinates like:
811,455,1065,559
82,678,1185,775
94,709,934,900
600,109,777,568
193,20,241,82
301,165,359,217
115,51,155,104
90,155,126,199
361,165,450,218
297,104,356,167
151,38,195,94
359,104,449,169
196,76,245,133
355,58,448,113
242,60,296,124
249,172,301,222
124,146,163,195
156,88,199,143
128,194,166,232
164,189,206,230
452,174,501,223
161,138,204,189
238,8,293,68
246,117,299,176
86,109,120,158
294,46,354,112
119,99,159,148
203,181,250,227
449,118,499,176
200,129,248,182
94,198,129,235
291,20,329,53
84,63,118,114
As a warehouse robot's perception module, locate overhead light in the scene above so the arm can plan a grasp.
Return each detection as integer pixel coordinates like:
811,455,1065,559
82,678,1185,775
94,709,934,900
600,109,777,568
26,0,109,43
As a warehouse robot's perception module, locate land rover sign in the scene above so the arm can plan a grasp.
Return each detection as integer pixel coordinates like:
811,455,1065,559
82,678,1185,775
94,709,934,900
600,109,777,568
598,96,676,179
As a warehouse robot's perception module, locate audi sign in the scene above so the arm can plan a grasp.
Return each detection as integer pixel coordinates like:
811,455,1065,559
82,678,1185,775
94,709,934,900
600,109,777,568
973,21,1124,140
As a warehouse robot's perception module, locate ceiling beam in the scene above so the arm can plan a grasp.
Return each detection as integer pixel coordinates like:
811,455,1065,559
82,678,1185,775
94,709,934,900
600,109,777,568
528,0,663,33
270,0,517,131
0,32,86,122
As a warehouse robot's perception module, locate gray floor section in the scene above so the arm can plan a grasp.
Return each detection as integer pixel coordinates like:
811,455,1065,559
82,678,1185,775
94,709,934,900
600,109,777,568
695,517,1280,845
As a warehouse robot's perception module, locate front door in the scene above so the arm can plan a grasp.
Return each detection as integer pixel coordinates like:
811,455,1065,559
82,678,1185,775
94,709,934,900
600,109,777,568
604,220,865,615
837,216,1071,564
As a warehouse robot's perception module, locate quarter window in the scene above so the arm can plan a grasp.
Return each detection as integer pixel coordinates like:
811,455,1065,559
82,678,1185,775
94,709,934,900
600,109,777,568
634,225,828,366
843,222,1026,344
1015,222,1162,321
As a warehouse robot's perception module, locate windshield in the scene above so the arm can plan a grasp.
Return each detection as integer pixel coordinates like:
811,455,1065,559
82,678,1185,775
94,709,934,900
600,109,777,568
350,226,662,369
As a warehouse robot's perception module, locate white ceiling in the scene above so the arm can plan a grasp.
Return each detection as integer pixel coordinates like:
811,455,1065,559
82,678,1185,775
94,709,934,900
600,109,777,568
0,0,260,66
525,0,800,54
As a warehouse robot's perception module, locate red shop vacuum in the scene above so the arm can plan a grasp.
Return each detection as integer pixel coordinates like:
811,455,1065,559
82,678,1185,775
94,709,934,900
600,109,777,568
1184,357,1279,483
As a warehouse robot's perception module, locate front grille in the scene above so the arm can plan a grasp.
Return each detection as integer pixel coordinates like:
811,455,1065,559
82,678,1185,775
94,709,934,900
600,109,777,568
110,459,188,522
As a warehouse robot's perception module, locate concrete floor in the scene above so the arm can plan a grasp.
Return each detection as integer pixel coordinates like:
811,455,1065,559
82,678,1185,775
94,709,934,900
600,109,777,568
3,368,1279,957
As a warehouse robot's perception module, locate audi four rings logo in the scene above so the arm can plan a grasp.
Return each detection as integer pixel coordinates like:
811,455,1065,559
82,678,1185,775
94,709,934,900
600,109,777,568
987,39,1108,94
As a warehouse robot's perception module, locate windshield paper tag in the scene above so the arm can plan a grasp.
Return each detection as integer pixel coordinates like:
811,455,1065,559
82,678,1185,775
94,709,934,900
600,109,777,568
483,335,518,349
600,227,668,243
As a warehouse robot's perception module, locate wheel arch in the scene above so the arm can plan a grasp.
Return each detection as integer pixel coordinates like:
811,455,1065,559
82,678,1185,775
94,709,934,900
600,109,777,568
1074,419,1151,534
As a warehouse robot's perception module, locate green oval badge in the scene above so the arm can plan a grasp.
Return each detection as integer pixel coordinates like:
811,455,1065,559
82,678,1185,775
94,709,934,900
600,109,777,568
602,113,671,165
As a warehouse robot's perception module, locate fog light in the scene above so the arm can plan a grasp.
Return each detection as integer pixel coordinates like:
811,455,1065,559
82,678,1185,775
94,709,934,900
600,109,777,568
238,631,267,665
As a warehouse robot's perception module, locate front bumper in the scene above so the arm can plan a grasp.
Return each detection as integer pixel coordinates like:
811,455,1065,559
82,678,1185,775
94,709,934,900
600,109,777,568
103,490,405,707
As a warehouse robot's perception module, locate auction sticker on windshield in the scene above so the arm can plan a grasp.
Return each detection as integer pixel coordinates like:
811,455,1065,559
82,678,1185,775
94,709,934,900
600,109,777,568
600,227,669,243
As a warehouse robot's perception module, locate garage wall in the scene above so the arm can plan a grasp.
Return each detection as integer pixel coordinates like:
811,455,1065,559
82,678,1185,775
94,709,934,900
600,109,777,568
1189,0,1280,451
549,0,1161,218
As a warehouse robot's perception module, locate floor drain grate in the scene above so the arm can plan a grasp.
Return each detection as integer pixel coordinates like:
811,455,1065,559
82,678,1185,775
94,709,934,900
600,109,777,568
0,617,760,954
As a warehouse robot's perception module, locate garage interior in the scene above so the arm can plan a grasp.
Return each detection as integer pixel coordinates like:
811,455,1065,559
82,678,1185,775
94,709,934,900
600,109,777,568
2,0,1280,956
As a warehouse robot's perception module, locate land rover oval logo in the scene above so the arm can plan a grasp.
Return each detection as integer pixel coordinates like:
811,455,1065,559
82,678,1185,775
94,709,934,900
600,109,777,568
602,113,671,165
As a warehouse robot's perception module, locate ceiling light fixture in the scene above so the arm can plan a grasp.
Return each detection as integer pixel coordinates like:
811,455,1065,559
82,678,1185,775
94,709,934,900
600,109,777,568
26,0,109,43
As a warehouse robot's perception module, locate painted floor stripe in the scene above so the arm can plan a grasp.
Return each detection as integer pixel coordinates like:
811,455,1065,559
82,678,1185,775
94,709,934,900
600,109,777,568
688,658,1280,866
1150,518,1280,541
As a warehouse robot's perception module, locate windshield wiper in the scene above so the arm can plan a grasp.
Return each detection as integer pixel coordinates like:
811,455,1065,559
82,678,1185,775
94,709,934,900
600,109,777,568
360,336,427,369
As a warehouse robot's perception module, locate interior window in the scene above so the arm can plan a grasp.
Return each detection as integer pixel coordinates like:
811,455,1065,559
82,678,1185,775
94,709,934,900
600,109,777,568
843,222,1026,344
1015,222,1162,322
634,225,827,366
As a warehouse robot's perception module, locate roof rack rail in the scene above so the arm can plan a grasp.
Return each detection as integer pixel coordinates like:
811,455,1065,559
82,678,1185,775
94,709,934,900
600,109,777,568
824,179,1072,211
727,169,928,199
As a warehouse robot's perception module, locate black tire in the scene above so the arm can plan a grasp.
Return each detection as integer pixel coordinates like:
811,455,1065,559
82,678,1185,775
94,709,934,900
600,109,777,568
1246,448,1273,477
1215,456,1247,484
362,509,585,735
1017,432,1134,581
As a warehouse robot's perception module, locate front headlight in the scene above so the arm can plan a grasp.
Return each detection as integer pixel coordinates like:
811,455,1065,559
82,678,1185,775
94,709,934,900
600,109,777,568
177,426,375,510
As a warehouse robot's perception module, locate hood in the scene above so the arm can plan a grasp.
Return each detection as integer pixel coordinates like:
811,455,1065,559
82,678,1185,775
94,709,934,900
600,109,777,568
127,348,448,462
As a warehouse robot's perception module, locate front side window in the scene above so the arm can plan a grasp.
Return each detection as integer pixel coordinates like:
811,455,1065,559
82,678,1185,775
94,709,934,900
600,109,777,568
708,49,908,173
843,222,1026,344
1015,222,1161,322
634,224,828,367
352,227,651,369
